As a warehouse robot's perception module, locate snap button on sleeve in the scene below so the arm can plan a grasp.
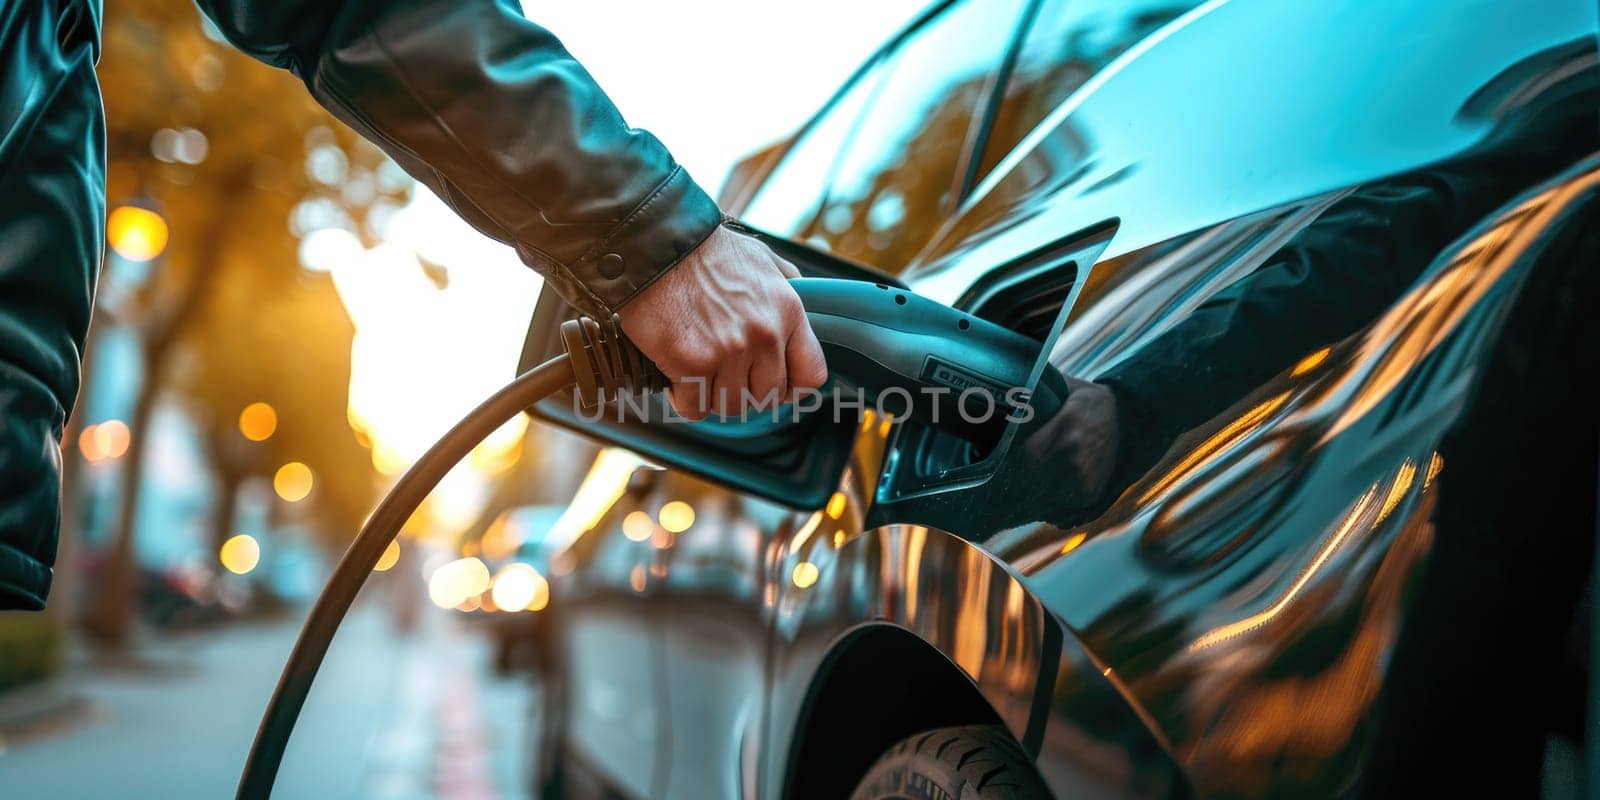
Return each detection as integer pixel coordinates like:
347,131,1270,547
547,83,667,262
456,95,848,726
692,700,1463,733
598,253,626,279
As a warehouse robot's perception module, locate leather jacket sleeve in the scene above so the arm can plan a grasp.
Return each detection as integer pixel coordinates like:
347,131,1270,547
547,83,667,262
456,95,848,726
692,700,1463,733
194,0,723,316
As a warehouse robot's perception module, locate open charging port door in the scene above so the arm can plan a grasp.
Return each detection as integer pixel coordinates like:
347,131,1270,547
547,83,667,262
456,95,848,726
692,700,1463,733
867,221,1117,537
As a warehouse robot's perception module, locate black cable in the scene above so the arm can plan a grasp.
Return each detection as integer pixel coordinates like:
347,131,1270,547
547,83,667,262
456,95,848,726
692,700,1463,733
237,354,576,799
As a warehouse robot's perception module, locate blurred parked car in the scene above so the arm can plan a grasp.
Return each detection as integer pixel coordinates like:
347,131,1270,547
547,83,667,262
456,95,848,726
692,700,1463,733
520,1,1600,797
451,504,565,675
76,550,283,630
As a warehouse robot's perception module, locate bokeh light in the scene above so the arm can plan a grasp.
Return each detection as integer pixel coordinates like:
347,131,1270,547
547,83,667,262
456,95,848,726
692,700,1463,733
791,561,820,588
96,421,132,460
427,557,491,609
78,420,131,462
373,540,401,572
658,500,695,533
77,425,102,462
490,563,549,612
150,127,208,164
238,402,278,441
825,491,847,519
273,462,314,502
469,414,528,475
219,534,261,575
622,510,654,542
106,206,169,262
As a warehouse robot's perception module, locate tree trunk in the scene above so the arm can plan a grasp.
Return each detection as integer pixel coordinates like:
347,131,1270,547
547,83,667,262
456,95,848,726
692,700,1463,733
209,470,241,556
79,169,243,648
80,347,159,645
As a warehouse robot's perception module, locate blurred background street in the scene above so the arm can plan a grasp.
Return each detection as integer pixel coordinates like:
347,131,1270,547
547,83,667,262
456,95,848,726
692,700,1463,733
1,599,535,799
0,1,924,797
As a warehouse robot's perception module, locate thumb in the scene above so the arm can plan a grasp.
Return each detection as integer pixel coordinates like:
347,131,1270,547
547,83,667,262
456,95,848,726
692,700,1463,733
773,254,801,280
785,321,828,394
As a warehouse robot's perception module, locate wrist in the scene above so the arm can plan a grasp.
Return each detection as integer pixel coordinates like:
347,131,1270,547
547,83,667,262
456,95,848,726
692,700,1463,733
587,167,723,313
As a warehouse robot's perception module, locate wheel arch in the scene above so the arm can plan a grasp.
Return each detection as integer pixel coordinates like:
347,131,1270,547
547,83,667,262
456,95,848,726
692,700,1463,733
780,622,1011,800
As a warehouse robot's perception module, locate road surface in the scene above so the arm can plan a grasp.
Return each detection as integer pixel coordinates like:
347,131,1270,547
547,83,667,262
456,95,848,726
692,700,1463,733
0,601,536,799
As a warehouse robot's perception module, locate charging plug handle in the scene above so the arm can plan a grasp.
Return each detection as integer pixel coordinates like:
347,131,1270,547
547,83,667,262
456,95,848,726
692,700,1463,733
561,278,1063,444
561,314,666,407
792,278,1058,445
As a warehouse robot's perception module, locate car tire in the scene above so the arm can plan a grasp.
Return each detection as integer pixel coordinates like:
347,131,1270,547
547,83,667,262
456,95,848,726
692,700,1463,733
850,725,1052,800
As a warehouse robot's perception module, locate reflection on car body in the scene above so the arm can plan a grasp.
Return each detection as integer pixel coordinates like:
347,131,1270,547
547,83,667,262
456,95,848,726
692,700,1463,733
520,0,1600,797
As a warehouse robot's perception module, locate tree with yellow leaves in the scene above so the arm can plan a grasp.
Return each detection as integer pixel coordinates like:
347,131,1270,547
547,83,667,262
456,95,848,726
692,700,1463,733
80,0,406,643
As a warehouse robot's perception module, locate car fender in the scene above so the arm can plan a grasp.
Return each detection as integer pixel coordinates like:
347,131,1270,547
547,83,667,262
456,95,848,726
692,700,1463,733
766,518,1186,799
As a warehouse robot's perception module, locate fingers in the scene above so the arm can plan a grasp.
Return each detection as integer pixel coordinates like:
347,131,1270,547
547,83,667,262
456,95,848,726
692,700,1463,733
668,376,710,422
747,340,788,413
784,305,828,399
743,284,793,412
617,226,825,420
661,339,719,422
709,353,753,418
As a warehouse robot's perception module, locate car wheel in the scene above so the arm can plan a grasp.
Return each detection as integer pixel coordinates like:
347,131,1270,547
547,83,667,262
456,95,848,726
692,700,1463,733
850,725,1051,800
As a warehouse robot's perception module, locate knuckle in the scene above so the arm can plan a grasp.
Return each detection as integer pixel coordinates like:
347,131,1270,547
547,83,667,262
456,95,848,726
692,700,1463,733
715,333,745,358
711,390,740,416
776,291,806,321
674,352,715,377
745,319,781,347
670,388,707,419
724,375,754,397
793,358,828,389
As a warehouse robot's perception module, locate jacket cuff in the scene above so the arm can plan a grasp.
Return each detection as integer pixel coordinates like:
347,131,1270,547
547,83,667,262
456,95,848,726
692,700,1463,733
560,166,723,313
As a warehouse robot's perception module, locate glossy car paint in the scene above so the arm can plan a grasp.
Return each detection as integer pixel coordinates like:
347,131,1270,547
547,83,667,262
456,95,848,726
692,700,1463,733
529,0,1600,797
1003,157,1600,796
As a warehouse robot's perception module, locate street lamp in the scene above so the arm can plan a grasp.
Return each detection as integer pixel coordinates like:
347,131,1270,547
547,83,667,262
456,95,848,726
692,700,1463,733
106,204,168,262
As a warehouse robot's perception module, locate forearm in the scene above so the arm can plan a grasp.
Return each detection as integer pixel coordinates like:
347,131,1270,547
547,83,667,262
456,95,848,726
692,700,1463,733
198,0,722,315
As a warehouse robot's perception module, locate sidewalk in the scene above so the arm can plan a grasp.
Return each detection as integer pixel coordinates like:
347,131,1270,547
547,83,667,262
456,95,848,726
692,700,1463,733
0,601,534,799
0,678,95,754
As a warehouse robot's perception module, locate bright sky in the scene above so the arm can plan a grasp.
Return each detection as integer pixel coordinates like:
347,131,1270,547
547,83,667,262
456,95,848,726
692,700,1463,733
521,0,930,192
325,2,927,529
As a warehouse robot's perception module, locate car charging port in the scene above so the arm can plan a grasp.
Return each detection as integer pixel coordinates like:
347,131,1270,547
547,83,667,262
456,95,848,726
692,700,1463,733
792,278,1054,451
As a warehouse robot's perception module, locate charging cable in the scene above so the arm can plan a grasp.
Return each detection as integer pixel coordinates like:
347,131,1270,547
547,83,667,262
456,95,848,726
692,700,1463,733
237,316,656,799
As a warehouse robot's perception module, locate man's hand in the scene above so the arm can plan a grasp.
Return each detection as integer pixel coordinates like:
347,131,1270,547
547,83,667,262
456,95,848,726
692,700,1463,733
617,226,828,420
